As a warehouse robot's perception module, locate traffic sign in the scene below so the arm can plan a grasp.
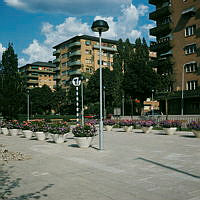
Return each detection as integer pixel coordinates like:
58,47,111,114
72,77,81,87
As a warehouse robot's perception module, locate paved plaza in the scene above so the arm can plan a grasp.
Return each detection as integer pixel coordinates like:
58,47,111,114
0,128,200,200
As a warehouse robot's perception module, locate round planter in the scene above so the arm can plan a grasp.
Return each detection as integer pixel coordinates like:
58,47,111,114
163,127,177,135
142,126,153,134
18,129,23,135
51,134,66,144
192,130,200,138
9,129,19,136
0,127,2,134
23,130,33,139
35,131,46,141
123,126,133,132
2,128,9,136
74,137,93,148
105,125,113,131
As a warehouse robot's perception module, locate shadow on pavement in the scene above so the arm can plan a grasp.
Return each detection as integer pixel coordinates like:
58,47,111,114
0,164,54,199
136,157,200,179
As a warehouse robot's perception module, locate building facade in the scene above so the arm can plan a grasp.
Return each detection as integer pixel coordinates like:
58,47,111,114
149,0,200,114
52,35,117,88
19,62,56,90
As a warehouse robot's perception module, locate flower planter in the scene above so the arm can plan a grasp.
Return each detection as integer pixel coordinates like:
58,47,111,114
35,131,46,141
51,134,66,144
18,129,23,135
2,128,9,136
74,137,93,148
9,129,19,136
105,125,113,131
23,130,33,139
192,130,200,138
163,127,177,135
123,126,133,132
142,126,153,134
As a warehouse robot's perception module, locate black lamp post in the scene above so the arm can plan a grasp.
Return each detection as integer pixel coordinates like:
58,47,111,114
91,20,109,150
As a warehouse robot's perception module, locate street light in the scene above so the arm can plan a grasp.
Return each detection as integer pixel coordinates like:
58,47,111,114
91,20,109,150
103,86,106,120
27,89,30,121
181,64,185,115
152,89,154,116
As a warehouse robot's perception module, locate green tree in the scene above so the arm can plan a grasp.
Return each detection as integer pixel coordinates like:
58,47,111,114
0,43,26,119
30,85,53,115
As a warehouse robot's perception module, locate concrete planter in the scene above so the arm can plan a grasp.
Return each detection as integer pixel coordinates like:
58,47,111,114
192,130,200,138
123,126,133,132
9,129,19,136
105,125,113,131
2,128,9,136
74,137,93,148
35,131,46,141
51,134,66,144
163,127,177,135
142,126,153,134
23,130,33,139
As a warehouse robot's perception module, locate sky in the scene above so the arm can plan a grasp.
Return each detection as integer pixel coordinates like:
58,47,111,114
0,0,155,67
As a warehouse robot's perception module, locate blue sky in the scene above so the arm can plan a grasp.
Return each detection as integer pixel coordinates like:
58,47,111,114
0,0,155,66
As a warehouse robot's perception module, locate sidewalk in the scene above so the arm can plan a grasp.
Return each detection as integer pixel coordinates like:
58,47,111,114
0,129,200,200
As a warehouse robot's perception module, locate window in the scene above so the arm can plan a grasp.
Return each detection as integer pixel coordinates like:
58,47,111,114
85,41,91,46
185,62,197,72
85,59,92,64
187,80,198,90
185,25,196,37
184,44,196,55
62,53,68,58
31,66,38,69
62,62,67,67
85,50,91,54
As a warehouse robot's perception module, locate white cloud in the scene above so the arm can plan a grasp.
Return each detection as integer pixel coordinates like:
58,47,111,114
137,4,149,16
19,3,148,66
4,0,131,16
141,23,156,40
0,43,6,61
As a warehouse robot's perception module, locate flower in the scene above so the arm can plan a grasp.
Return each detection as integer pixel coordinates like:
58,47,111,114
159,120,182,128
139,120,156,127
118,120,138,127
72,124,97,137
48,123,70,134
103,120,116,126
20,121,33,130
187,121,200,131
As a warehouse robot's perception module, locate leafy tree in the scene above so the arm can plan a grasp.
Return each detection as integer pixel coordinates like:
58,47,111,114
0,43,26,119
30,85,53,115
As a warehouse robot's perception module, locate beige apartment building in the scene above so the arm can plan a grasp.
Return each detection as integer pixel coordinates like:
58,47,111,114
19,62,56,90
149,0,200,114
52,35,117,88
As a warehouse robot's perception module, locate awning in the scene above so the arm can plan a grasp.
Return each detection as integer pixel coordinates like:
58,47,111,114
181,7,196,15
184,61,196,66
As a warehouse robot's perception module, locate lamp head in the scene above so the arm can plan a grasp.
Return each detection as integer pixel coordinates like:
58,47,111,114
91,20,109,33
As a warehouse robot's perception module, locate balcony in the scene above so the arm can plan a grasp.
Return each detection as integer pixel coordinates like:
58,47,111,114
68,60,81,67
53,49,61,56
54,75,61,80
150,40,173,53
68,70,81,76
149,57,173,68
149,0,169,5
182,7,196,16
69,50,81,57
27,79,38,84
149,6,171,20
54,66,60,72
27,68,54,74
53,58,60,64
93,45,117,52
150,23,172,37
68,41,81,48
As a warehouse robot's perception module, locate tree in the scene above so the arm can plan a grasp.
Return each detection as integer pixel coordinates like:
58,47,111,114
0,43,26,119
29,85,53,115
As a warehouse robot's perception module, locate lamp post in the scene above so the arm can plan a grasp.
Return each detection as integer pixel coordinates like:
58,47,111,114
181,65,185,115
81,81,84,126
103,86,106,120
27,89,30,121
152,89,154,115
91,20,109,150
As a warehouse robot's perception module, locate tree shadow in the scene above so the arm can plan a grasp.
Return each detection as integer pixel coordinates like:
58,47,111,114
0,164,54,199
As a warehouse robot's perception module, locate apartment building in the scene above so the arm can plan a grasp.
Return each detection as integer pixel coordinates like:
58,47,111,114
19,62,56,90
149,0,200,114
52,35,117,88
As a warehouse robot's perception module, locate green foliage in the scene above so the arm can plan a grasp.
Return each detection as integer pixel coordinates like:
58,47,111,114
0,43,26,120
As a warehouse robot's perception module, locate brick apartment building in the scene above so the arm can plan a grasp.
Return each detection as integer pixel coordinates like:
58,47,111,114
149,0,200,114
52,35,117,89
19,62,56,90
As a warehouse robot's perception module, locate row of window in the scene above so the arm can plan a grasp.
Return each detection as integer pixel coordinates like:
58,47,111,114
187,80,198,90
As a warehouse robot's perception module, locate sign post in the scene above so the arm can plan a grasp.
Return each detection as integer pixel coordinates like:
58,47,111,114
72,77,81,125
